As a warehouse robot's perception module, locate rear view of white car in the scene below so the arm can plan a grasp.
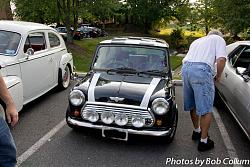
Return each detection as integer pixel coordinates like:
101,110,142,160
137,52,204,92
0,21,73,119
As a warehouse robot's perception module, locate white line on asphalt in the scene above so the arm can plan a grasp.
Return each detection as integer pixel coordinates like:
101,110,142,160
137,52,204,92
212,107,243,167
16,119,66,166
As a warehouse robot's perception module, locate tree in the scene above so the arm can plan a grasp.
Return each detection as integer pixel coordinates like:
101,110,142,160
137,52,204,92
125,0,189,33
189,0,218,35
213,0,250,37
13,0,59,23
0,0,13,20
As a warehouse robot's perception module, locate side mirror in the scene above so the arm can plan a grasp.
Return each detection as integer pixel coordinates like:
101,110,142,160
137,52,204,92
236,67,246,75
236,67,250,82
26,48,34,59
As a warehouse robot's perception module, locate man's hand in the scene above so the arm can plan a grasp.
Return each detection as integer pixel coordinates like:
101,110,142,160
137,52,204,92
216,57,226,83
6,103,18,127
214,75,221,83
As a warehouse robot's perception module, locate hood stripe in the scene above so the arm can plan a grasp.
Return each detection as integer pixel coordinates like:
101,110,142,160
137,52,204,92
88,73,101,102
140,78,161,108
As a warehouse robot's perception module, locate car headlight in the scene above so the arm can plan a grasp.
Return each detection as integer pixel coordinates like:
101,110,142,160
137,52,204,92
69,90,85,106
101,111,115,124
152,98,169,115
115,113,128,126
82,110,99,122
131,115,145,128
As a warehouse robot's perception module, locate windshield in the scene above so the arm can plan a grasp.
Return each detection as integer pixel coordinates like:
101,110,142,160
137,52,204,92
93,46,167,72
0,30,21,56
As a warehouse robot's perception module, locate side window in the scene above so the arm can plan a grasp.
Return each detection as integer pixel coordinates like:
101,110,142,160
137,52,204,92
48,33,60,48
232,46,250,69
24,32,46,53
229,46,245,66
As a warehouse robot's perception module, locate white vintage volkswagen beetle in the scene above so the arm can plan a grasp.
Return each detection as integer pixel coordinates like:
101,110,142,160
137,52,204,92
0,21,73,118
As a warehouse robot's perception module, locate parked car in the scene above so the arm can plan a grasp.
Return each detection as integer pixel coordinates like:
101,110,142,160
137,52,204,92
66,37,178,142
56,27,83,40
0,20,73,119
215,41,250,140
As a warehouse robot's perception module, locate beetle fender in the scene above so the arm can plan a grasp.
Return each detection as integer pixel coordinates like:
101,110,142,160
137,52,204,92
2,76,23,112
59,53,73,74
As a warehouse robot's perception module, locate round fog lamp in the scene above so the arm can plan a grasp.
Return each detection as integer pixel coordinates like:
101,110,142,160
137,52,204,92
82,110,99,122
131,115,145,128
101,111,114,124
115,113,128,126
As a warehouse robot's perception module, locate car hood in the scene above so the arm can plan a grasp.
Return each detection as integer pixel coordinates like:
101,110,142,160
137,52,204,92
77,72,166,106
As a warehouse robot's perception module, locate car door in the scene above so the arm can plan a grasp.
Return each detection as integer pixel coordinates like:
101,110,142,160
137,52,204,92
19,31,54,104
229,47,250,135
217,46,245,108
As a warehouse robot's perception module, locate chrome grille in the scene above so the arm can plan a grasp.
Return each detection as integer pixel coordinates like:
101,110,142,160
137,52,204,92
82,102,154,127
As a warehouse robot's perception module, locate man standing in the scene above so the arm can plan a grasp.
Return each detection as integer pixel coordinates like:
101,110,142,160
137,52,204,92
0,73,19,167
181,30,227,151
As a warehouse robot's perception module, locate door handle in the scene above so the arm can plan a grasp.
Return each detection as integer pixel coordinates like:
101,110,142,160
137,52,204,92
225,72,228,78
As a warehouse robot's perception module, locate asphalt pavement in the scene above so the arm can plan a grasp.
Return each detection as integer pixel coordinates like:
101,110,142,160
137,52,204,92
11,82,250,167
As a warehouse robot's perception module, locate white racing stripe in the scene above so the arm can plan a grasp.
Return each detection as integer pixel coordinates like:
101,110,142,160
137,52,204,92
16,119,66,166
213,107,243,167
140,78,161,108
88,73,101,102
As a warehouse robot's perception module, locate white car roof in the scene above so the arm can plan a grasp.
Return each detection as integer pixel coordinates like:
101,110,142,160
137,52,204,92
100,37,169,48
0,20,55,34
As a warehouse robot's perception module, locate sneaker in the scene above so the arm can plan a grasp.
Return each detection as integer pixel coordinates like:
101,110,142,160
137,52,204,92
198,138,214,151
192,131,201,140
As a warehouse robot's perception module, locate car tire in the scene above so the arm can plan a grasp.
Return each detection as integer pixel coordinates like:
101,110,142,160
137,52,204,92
58,65,71,90
159,110,178,144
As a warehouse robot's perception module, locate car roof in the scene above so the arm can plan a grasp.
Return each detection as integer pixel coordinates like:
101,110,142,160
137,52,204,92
0,20,55,34
100,37,169,48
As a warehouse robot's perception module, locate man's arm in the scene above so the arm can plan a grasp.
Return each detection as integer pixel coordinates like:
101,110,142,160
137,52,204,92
0,73,18,126
215,57,226,82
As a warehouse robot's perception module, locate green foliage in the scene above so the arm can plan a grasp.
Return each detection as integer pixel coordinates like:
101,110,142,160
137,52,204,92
170,56,183,70
213,0,250,36
188,0,219,34
13,0,59,23
169,29,188,51
126,0,189,33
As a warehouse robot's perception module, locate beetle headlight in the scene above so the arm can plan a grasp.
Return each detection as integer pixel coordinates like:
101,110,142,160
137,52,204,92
69,90,85,106
152,98,169,115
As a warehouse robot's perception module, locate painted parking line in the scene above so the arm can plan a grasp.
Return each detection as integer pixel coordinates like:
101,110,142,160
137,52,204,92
213,107,243,167
16,119,66,166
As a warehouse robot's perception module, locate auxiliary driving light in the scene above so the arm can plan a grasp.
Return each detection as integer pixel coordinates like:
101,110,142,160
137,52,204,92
101,111,114,124
131,115,145,128
115,113,128,126
82,110,99,122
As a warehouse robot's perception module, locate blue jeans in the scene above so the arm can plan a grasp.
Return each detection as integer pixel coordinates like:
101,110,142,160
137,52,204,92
0,116,17,167
181,62,215,116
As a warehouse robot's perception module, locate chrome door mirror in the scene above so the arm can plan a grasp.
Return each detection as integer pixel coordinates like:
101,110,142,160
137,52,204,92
236,67,246,75
236,67,250,82
26,48,34,59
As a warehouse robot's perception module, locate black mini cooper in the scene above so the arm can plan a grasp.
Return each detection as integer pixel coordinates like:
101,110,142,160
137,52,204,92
66,37,178,142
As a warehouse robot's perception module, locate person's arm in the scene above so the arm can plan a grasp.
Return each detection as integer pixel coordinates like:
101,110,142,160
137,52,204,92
0,73,18,126
215,57,226,82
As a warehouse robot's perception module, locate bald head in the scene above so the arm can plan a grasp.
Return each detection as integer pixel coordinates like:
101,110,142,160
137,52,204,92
208,30,223,38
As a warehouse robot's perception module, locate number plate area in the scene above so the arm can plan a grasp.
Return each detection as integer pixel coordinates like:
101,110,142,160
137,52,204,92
102,127,128,141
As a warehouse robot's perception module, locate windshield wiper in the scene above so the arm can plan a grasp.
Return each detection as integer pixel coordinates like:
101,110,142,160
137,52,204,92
107,67,137,74
138,70,167,76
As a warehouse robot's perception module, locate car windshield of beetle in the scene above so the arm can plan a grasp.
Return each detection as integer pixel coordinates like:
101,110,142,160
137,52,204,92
0,30,21,56
93,46,167,73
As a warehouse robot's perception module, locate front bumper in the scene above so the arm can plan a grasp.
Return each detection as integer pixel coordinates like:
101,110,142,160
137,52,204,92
67,117,172,137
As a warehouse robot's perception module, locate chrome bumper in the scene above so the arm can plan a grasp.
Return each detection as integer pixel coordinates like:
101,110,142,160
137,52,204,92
67,117,172,137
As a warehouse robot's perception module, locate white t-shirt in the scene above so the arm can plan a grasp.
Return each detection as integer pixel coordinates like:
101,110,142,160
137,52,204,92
183,34,227,70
